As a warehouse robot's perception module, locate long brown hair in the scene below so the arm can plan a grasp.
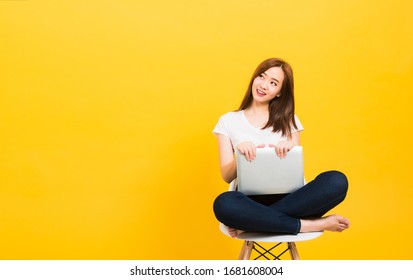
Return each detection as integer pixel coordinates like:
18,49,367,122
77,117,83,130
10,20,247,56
238,58,297,136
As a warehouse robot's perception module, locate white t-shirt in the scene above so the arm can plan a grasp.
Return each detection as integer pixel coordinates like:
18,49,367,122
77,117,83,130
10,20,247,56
213,110,304,150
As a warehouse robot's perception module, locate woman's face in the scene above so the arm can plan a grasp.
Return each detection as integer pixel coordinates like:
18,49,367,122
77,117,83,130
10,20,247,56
251,66,284,104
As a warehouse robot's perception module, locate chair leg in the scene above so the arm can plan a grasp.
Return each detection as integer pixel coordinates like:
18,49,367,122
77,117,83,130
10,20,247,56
288,242,300,260
238,241,254,260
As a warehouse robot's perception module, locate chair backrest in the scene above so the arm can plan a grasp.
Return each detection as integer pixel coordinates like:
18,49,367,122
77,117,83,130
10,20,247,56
236,146,305,195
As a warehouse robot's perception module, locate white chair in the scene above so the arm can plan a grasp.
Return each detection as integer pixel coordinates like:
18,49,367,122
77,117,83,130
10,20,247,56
219,180,323,260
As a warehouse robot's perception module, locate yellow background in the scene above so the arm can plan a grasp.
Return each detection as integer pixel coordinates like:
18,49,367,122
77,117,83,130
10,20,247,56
1,0,412,259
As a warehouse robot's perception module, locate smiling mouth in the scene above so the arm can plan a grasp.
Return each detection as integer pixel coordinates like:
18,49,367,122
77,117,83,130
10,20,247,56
256,89,266,97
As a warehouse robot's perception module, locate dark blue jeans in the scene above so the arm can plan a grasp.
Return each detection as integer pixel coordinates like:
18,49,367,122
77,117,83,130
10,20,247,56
213,170,348,234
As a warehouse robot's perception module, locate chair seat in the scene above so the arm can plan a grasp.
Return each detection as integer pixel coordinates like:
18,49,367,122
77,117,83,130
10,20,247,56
220,223,323,242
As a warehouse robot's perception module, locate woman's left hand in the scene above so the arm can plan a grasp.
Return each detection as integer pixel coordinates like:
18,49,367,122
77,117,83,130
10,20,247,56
269,140,295,159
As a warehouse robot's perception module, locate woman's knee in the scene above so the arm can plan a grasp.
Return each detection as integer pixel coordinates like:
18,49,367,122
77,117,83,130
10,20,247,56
318,170,348,196
213,191,244,220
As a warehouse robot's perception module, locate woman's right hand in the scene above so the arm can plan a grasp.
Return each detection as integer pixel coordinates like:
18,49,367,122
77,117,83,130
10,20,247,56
236,142,265,161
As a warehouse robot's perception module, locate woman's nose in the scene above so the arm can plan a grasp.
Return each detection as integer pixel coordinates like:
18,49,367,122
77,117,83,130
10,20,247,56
260,79,269,89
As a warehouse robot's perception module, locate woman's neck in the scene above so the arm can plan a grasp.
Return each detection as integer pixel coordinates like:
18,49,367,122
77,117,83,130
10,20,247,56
245,102,269,116
244,104,270,128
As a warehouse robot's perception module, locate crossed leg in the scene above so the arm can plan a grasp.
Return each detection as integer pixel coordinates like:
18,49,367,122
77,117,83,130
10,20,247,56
215,171,350,238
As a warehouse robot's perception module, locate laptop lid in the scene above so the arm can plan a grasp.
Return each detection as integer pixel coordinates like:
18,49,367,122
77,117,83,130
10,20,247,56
236,146,305,195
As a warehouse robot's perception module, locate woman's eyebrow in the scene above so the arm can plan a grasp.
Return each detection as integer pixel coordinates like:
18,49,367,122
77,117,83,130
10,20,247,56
263,71,280,83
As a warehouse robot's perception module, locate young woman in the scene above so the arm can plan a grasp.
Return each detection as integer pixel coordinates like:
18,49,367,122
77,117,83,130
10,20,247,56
213,58,350,237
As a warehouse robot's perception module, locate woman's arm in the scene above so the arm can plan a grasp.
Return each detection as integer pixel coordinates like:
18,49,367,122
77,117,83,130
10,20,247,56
215,133,237,184
215,134,266,183
290,131,301,146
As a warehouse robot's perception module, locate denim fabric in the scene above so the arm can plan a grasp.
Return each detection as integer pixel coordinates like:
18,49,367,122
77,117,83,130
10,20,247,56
213,170,348,235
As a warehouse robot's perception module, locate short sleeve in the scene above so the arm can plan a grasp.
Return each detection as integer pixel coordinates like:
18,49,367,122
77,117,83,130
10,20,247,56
292,115,304,133
212,115,229,137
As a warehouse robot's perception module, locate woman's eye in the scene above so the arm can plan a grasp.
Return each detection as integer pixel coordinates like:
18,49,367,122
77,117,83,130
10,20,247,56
271,82,277,86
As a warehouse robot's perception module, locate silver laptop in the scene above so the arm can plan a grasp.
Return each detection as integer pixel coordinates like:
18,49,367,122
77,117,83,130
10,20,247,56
236,146,305,195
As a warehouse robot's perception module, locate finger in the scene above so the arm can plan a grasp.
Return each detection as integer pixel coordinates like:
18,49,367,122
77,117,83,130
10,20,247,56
279,148,285,158
282,147,288,158
282,146,291,158
275,146,282,158
241,147,249,160
242,145,251,161
282,147,288,157
251,144,256,158
250,145,257,161
245,146,254,161
256,144,265,149
247,150,253,161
